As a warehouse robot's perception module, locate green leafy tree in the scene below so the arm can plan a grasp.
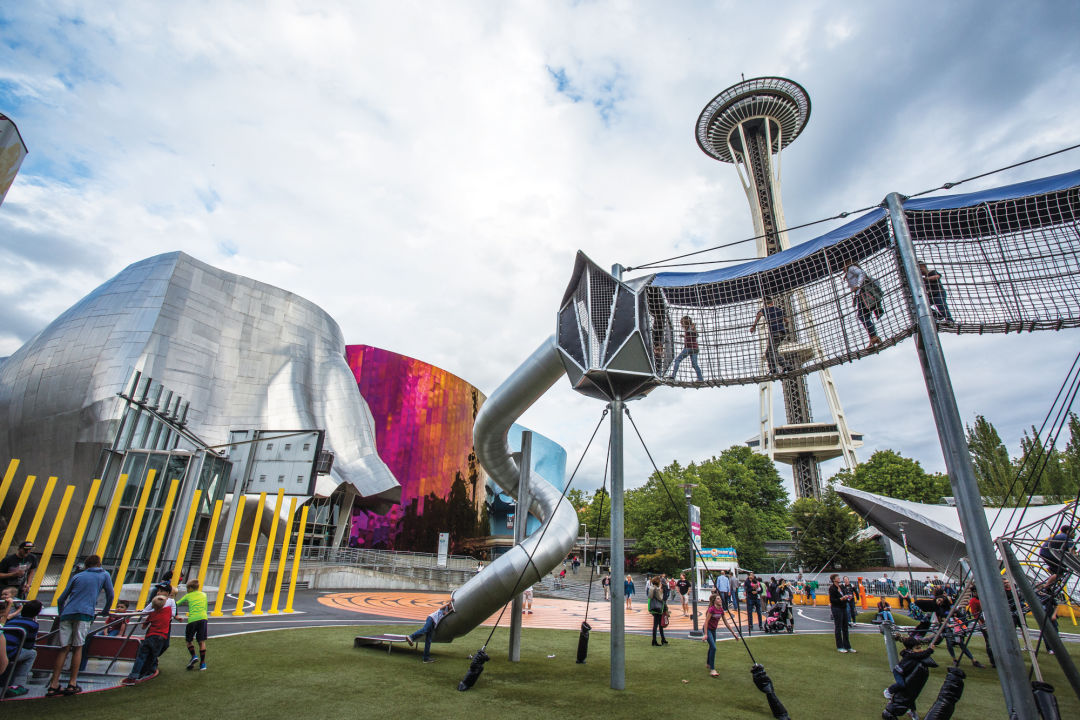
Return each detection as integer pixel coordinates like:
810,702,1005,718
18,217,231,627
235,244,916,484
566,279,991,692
624,448,788,573
1017,426,1079,503
790,490,876,571
837,450,951,503
1063,414,1080,493
966,415,1018,504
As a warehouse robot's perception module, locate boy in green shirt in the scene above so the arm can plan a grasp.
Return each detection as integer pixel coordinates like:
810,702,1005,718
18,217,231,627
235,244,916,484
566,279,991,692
177,578,210,671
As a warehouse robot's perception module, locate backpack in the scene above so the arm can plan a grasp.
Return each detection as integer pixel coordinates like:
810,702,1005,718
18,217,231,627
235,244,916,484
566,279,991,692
860,276,885,317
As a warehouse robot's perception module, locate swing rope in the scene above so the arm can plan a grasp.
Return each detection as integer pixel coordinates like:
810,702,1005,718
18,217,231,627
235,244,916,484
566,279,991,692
477,407,609,653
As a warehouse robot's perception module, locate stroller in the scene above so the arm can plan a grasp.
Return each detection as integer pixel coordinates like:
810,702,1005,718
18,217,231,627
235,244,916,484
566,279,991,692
763,601,794,633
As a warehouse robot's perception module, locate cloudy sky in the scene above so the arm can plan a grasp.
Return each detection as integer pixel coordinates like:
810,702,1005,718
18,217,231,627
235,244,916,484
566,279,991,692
2,1,1079,500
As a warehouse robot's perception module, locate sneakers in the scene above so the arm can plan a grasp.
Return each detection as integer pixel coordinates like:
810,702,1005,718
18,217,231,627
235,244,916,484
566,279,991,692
404,635,414,647
121,677,138,686
972,660,985,668
200,663,207,671
709,670,719,677
187,655,200,670
422,657,436,664
838,648,848,653
907,711,919,720
6,685,28,697
883,688,893,700
848,648,857,653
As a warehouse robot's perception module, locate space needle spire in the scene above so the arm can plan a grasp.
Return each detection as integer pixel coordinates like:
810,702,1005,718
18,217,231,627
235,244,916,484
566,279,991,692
696,77,861,499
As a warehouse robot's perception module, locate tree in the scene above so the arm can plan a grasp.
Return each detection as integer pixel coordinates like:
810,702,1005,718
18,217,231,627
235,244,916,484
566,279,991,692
967,415,1018,504
790,490,876,571
1017,425,1079,503
623,448,789,573
837,450,951,503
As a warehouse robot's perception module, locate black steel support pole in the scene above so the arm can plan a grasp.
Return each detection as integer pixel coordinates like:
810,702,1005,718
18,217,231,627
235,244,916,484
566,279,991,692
886,192,1037,719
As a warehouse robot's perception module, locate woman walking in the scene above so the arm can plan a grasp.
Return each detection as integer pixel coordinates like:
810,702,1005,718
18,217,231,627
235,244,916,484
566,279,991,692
624,575,635,611
829,574,855,653
704,593,733,677
647,577,668,646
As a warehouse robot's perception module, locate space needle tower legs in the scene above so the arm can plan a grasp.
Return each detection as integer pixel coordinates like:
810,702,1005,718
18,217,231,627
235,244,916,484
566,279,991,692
696,78,860,499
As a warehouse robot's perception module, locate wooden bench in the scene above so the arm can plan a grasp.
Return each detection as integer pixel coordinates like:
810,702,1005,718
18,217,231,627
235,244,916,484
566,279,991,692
353,633,413,654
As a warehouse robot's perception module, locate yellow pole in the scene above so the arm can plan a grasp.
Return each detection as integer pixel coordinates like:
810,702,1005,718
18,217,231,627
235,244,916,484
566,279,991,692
54,478,101,601
0,458,19,510
94,474,130,558
232,492,266,616
284,504,309,613
27,485,75,601
136,477,179,609
0,475,36,558
24,475,58,544
197,499,224,586
252,488,284,615
270,496,296,614
169,489,202,588
211,497,245,617
111,469,157,610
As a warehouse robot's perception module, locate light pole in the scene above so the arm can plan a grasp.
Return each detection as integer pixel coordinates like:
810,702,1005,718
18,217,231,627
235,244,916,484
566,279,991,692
677,482,703,637
897,522,915,597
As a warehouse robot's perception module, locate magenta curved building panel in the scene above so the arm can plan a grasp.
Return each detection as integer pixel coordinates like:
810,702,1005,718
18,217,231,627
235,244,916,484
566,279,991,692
345,345,487,553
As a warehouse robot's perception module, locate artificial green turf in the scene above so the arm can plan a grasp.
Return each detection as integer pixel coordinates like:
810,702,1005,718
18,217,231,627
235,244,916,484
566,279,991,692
23,626,1080,719
855,610,920,626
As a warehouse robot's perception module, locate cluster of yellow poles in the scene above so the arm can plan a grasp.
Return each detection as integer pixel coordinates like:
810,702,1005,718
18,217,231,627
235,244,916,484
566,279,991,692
0,458,310,614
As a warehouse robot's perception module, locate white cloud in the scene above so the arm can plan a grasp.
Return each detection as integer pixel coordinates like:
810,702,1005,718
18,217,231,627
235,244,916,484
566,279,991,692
1,0,1079,501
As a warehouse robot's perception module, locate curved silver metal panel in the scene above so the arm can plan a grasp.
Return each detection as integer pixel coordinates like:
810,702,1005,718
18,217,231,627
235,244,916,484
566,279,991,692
432,336,574,642
0,252,400,543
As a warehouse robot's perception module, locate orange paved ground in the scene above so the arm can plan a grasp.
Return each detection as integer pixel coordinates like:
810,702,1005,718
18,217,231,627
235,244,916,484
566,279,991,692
319,591,747,632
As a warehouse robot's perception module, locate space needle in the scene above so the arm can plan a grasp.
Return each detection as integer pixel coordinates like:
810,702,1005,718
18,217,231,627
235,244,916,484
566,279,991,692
696,77,861,498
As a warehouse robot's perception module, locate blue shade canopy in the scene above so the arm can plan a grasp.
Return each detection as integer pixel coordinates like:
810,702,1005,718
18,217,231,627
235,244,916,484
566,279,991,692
650,168,1080,293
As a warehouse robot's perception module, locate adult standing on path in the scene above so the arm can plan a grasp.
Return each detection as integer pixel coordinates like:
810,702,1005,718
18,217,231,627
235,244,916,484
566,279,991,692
46,554,114,696
715,570,731,611
829,574,855,654
676,573,691,616
601,573,611,601
744,572,763,632
647,577,668,646
624,575,635,611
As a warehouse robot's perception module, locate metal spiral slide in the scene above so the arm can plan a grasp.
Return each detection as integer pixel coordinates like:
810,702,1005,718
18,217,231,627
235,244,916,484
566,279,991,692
432,336,575,642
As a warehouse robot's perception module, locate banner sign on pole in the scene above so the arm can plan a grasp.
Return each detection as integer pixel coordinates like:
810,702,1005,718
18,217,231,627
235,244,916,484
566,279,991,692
689,504,702,552
437,532,449,567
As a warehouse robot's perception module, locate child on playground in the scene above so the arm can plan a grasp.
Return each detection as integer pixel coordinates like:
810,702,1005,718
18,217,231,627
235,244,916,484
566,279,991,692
122,591,173,684
177,577,210,671
1,586,20,622
703,593,735,678
106,599,131,636
876,598,896,625
404,600,454,663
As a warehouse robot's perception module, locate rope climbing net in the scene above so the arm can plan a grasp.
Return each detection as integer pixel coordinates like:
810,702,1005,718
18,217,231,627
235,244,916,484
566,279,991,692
638,170,1080,388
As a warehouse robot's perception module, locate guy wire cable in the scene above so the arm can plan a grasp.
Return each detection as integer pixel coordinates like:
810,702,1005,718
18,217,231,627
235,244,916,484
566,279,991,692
477,407,608,652
582,435,612,621
628,141,1080,272
995,349,1080,534
623,404,758,665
